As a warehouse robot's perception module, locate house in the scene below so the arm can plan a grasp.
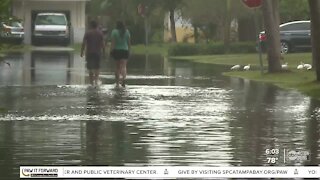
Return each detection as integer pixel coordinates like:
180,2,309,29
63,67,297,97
12,0,89,44
163,11,195,43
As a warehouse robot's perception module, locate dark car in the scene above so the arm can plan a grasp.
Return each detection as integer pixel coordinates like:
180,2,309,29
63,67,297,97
0,16,24,44
259,20,311,54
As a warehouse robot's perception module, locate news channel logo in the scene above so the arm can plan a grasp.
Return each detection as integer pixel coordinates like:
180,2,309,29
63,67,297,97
287,150,310,162
21,167,58,178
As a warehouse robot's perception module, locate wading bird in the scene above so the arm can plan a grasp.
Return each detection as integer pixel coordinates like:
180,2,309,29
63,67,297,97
297,62,304,70
230,64,241,70
281,63,288,70
303,63,312,70
243,64,251,71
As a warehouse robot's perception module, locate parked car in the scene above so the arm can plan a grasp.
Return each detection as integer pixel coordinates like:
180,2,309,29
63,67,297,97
0,16,24,44
32,13,70,46
259,20,311,54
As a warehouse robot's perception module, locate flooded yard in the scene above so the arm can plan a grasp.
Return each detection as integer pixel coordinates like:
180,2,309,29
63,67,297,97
0,51,319,179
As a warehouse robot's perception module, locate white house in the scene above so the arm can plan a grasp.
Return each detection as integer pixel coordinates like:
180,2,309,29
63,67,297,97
163,11,195,43
12,0,89,44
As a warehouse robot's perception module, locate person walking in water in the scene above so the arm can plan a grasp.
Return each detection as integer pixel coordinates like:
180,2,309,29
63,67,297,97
110,21,131,88
81,20,105,86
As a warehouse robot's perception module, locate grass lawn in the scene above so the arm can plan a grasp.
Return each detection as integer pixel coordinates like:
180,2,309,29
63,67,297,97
172,52,320,99
131,44,169,55
72,43,169,55
171,53,312,68
0,43,31,54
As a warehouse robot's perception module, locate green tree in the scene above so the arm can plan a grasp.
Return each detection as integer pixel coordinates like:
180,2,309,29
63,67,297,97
280,0,309,23
0,0,11,16
160,0,184,42
86,0,165,44
181,0,226,42
181,0,253,44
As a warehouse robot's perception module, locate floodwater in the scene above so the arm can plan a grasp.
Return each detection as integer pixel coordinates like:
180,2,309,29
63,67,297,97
0,50,319,179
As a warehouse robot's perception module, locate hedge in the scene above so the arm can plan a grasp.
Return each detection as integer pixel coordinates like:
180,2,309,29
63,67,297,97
168,42,257,56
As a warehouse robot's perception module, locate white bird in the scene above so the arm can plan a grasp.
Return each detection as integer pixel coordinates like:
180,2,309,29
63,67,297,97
0,61,10,67
297,62,304,70
303,63,312,70
281,63,288,70
231,64,241,70
243,64,251,71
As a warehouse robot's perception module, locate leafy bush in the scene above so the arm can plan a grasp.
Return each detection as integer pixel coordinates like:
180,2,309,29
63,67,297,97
229,42,257,53
168,43,200,56
168,42,256,56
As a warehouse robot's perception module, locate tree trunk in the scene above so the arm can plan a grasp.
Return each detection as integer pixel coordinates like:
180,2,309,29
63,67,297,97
308,0,320,81
272,0,280,26
224,0,231,53
169,8,177,43
193,24,199,43
261,0,282,72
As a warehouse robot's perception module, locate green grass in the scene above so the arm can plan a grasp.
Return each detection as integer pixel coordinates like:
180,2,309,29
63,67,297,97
72,43,170,55
71,43,82,52
131,44,169,55
224,70,320,99
0,107,7,113
0,43,31,53
172,52,320,99
171,53,312,68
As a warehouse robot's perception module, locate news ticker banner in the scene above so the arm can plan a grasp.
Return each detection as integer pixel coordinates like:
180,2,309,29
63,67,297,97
20,166,320,178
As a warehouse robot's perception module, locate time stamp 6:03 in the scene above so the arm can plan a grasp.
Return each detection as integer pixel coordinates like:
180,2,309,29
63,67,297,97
265,149,280,164
264,148,310,164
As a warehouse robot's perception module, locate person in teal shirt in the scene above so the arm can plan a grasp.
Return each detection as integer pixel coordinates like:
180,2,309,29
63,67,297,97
110,21,131,88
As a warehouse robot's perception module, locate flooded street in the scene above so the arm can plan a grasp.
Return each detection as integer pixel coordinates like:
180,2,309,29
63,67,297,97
0,51,319,179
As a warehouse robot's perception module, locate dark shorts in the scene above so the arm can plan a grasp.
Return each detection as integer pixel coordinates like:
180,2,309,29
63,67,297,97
86,53,101,70
111,49,129,61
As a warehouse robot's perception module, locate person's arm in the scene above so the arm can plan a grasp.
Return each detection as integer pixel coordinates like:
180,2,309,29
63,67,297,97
80,33,86,57
127,31,131,53
102,40,106,57
110,37,115,51
109,30,115,53
101,33,106,57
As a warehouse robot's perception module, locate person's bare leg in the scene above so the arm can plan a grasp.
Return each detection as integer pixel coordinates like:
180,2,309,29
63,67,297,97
94,69,100,85
115,61,121,87
89,70,94,86
120,60,127,87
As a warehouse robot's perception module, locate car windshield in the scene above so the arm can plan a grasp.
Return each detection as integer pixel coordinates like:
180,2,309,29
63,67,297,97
9,21,22,27
35,15,67,25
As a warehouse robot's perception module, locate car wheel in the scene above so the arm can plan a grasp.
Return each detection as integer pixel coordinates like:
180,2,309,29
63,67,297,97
280,41,290,54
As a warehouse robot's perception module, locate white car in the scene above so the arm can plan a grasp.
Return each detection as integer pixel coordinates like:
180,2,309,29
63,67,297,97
32,13,70,45
0,17,24,44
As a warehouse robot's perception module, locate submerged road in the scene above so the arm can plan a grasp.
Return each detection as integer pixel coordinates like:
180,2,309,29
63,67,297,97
0,51,319,179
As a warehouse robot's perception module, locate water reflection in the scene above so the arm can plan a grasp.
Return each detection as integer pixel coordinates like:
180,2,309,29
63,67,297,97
0,51,319,179
228,77,319,166
228,81,279,165
0,51,86,86
86,87,102,115
306,98,320,165
0,121,14,179
85,120,101,164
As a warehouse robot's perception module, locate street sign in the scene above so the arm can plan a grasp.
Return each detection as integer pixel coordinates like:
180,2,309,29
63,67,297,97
242,0,262,8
